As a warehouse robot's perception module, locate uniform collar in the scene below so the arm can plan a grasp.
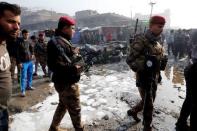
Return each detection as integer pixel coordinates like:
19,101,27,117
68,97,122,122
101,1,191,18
145,29,161,43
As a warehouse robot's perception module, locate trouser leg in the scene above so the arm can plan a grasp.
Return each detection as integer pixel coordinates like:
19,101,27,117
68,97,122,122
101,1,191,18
132,87,145,113
20,63,28,92
26,61,33,88
0,109,9,131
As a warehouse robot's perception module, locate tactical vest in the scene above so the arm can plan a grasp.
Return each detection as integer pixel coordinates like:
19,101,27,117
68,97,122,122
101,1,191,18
126,34,164,72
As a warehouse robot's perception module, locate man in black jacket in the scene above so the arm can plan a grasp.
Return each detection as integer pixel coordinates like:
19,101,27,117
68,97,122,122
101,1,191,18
17,29,34,97
6,32,20,84
176,31,197,131
48,16,84,131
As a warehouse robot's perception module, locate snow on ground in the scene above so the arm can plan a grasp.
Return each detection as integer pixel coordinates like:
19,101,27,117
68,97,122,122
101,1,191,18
10,62,185,131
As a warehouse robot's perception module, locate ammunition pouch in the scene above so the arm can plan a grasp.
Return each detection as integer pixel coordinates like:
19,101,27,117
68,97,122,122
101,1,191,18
126,56,145,72
144,55,160,73
126,56,136,71
126,57,138,72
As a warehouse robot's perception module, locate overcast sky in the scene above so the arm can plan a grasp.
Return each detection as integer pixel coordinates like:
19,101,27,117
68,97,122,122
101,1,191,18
3,0,197,29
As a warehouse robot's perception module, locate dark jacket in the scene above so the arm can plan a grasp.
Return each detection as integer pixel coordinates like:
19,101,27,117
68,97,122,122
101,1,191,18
47,35,80,84
17,37,34,64
34,40,47,57
6,38,19,58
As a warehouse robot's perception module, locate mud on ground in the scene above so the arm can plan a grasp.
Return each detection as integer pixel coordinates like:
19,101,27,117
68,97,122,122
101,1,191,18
9,78,54,114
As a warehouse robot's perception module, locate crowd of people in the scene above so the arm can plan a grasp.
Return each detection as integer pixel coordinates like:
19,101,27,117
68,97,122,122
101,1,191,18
165,29,191,60
6,29,49,97
0,1,197,131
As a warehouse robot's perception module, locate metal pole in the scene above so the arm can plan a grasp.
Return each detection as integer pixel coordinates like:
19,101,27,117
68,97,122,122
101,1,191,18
149,2,156,18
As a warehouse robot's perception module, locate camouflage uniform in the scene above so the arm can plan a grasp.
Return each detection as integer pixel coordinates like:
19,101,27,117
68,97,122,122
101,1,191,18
126,32,165,130
34,40,47,75
49,83,82,131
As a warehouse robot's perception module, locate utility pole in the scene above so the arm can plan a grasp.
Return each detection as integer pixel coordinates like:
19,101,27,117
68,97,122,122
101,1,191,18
149,1,156,18
51,8,53,18
130,6,133,27
131,7,133,21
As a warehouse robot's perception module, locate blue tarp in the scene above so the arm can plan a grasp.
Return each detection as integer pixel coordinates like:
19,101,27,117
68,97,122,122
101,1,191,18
71,31,81,44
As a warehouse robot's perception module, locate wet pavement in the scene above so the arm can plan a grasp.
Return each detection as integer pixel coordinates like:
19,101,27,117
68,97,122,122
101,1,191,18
10,58,188,131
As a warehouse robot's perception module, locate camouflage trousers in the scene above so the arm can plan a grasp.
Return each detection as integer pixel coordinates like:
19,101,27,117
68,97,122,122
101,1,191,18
49,83,83,131
188,63,197,131
35,55,47,75
132,78,158,128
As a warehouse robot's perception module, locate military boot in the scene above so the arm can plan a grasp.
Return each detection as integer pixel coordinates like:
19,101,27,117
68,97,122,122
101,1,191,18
74,125,85,131
175,122,190,131
49,126,67,131
75,127,84,131
143,126,152,131
127,109,141,122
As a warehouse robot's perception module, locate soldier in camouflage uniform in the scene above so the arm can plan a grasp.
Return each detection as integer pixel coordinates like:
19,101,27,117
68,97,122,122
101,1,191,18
34,33,47,76
126,16,167,131
47,16,84,131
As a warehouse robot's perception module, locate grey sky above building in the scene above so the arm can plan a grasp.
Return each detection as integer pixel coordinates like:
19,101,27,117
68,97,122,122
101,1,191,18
4,0,197,29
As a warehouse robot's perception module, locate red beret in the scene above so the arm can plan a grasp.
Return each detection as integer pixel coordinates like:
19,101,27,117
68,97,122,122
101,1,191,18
150,15,166,25
59,16,76,26
39,32,44,36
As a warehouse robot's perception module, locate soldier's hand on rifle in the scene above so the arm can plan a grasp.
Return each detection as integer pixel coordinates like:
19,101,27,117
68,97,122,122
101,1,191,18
73,47,80,54
75,65,81,69
75,65,83,73
18,63,23,69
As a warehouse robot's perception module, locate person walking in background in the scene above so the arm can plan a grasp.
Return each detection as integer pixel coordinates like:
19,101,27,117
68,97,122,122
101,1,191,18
17,29,35,97
34,32,48,77
176,31,197,131
166,30,174,56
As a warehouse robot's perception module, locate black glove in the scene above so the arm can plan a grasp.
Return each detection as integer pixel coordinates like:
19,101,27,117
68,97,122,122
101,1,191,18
160,55,168,70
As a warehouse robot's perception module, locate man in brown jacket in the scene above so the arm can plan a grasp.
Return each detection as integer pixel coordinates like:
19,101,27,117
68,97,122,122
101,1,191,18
0,2,21,131
47,16,84,131
126,16,167,131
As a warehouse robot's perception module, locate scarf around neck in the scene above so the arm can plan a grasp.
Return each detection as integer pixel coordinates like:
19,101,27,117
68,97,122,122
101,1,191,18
145,29,161,44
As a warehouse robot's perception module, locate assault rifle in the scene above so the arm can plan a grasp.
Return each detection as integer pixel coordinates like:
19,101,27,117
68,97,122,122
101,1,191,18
129,18,139,44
